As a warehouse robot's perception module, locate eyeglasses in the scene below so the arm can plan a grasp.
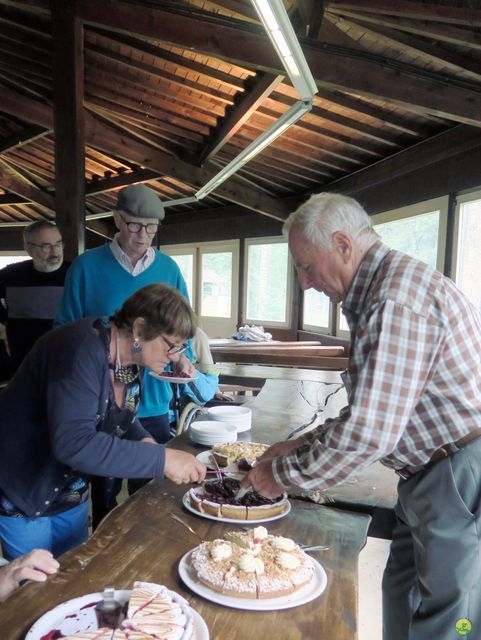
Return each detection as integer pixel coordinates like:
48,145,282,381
27,241,65,255
161,334,188,355
120,214,159,235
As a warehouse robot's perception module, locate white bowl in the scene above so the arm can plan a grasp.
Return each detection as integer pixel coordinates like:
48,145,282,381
189,420,237,445
207,406,252,433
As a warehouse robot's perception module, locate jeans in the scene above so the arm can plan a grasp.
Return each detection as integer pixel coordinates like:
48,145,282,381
0,500,89,560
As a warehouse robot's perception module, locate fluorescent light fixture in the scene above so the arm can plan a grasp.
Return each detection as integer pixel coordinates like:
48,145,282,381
251,0,318,100
195,100,312,200
160,0,319,208
163,196,199,208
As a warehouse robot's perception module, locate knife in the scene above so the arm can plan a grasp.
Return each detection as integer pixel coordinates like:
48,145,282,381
233,484,252,501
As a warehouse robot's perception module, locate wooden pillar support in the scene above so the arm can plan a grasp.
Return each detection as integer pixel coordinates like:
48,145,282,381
51,0,85,260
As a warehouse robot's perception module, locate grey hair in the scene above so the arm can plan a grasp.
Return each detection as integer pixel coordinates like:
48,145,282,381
23,221,60,244
283,192,378,250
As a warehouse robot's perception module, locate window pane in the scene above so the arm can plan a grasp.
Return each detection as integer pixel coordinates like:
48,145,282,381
0,256,29,269
456,198,481,310
201,252,232,318
303,289,330,328
171,254,194,304
374,211,439,268
246,243,288,323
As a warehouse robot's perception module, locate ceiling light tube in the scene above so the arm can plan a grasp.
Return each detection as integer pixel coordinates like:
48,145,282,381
195,99,312,200
251,0,318,100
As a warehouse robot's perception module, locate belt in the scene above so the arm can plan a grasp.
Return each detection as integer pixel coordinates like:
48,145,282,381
395,427,481,480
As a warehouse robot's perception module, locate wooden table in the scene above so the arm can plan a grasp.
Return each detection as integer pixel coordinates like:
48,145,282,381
2,481,370,640
216,363,343,387
210,341,348,370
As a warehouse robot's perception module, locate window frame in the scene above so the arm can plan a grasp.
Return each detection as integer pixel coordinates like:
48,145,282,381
243,235,294,329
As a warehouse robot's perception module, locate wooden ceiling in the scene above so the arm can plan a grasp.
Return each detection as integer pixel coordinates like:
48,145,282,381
1,0,481,242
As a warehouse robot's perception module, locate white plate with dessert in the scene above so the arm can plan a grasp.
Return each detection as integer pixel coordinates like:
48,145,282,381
149,371,197,384
182,490,291,525
26,582,209,639
196,442,270,472
178,528,327,611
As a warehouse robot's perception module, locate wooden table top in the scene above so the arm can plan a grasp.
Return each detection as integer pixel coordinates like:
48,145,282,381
2,481,370,640
216,363,344,386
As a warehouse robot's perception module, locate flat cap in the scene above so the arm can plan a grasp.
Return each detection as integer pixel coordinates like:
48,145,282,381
116,184,165,220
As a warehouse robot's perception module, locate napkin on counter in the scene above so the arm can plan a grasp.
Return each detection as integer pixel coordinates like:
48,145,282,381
233,324,273,342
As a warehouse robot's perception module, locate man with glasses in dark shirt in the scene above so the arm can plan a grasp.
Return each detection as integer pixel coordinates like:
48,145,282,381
0,221,69,376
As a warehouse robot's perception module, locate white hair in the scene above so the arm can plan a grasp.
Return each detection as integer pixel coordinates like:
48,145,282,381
283,192,378,250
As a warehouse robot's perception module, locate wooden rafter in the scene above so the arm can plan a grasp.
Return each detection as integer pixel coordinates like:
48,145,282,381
199,72,284,164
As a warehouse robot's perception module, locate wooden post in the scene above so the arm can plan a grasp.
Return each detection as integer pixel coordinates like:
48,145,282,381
51,0,85,259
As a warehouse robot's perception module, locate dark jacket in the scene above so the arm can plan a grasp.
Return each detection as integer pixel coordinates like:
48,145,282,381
0,318,165,518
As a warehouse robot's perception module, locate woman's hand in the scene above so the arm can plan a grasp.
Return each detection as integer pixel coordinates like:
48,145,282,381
172,355,196,378
164,449,206,484
0,549,59,603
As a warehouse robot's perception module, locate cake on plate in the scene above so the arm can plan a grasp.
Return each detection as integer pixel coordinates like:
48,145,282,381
190,527,313,599
61,582,195,639
189,477,288,520
211,442,268,469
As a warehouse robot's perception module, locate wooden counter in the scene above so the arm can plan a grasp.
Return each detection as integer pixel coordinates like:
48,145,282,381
2,481,370,640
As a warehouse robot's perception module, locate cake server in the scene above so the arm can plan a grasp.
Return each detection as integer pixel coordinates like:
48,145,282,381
233,484,252,500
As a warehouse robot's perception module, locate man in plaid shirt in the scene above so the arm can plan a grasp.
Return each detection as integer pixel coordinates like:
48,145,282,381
243,192,481,640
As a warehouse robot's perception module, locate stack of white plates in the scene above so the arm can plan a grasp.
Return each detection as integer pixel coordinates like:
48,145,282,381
189,420,237,446
207,405,252,433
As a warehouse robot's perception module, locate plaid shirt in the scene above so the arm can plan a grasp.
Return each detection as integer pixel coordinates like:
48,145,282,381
273,241,481,491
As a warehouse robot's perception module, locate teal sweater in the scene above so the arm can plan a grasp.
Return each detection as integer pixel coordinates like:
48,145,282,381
54,244,190,418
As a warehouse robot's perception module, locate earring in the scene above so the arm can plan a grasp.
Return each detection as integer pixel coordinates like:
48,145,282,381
132,337,142,353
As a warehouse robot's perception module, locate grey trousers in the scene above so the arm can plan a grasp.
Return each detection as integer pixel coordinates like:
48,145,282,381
382,437,481,640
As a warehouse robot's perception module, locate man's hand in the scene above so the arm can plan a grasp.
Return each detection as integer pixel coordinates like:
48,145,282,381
257,438,303,462
241,459,284,499
0,549,59,602
164,449,206,484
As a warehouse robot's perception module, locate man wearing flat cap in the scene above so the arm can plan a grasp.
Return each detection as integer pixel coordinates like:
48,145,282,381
55,184,216,526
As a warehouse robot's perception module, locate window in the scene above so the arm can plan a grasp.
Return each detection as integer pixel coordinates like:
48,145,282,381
200,250,232,318
244,238,292,327
0,255,29,269
303,289,330,331
371,197,447,270
454,192,481,311
169,253,194,305
161,240,239,338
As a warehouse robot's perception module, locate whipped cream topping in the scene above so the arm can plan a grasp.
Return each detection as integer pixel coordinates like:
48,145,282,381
238,553,265,574
210,541,232,561
271,536,295,551
252,526,268,540
276,551,301,570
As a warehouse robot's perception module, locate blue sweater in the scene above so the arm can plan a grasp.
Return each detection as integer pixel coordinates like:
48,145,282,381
54,245,190,418
0,319,165,518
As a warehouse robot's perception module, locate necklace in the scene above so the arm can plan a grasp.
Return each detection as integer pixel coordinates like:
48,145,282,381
114,329,139,384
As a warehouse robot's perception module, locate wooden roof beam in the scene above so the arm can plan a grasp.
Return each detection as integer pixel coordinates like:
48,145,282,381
199,72,284,164
0,84,290,220
325,1,481,27
0,124,49,153
75,1,481,127
0,160,53,212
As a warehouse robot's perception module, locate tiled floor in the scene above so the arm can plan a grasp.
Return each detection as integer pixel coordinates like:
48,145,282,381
358,536,391,640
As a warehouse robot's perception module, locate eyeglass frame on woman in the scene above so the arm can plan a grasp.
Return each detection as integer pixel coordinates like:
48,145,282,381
27,241,65,254
119,214,160,236
160,334,188,355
